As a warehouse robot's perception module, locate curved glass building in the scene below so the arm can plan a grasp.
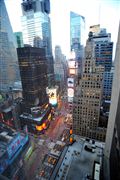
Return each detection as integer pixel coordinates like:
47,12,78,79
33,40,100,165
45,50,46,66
70,11,85,77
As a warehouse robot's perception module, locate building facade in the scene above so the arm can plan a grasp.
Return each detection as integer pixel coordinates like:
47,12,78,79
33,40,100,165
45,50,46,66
0,0,20,91
0,93,22,130
14,32,24,48
21,0,54,86
103,67,114,101
20,103,52,134
54,46,67,93
70,11,85,77
104,24,120,180
90,26,114,120
0,123,29,179
17,47,48,108
90,28,113,72
73,34,106,141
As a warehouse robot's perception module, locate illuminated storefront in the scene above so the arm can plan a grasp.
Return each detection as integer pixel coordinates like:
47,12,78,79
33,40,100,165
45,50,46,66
20,104,52,134
36,113,52,132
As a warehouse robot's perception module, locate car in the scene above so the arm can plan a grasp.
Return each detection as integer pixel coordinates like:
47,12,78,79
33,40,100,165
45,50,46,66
84,145,95,153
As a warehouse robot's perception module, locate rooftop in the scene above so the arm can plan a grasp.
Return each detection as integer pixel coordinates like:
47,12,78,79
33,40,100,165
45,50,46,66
20,104,51,122
0,123,17,158
53,136,104,180
37,141,66,179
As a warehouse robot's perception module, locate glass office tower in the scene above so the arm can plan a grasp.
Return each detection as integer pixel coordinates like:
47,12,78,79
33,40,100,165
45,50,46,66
14,32,24,48
70,11,85,77
92,28,113,72
21,0,54,86
0,0,20,91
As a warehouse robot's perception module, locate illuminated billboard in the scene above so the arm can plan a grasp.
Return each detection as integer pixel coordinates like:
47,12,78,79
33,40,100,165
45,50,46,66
36,123,47,131
7,134,21,159
67,78,74,87
69,68,76,75
47,88,57,106
68,97,73,102
68,88,74,98
68,60,76,68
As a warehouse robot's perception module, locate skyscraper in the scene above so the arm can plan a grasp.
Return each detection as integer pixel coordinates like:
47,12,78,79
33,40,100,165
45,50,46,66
21,0,54,86
54,46,66,92
104,24,120,180
14,32,24,48
70,11,85,77
73,34,106,141
0,0,20,91
90,27,113,72
103,67,114,101
17,47,48,108
90,26,114,119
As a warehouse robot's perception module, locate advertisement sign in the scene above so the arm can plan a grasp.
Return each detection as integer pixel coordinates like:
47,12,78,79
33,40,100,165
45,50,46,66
69,69,76,75
68,60,76,68
7,134,21,159
68,97,73,103
67,78,74,87
49,98,57,106
67,88,74,98
48,88,57,106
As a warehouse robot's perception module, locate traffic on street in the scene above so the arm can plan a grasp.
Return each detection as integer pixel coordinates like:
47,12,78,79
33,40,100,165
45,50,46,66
22,93,72,180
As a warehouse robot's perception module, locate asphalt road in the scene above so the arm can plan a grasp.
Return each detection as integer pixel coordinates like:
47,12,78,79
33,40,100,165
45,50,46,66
23,100,69,180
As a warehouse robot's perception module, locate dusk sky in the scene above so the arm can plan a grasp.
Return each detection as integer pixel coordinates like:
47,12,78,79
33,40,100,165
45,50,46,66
5,0,120,58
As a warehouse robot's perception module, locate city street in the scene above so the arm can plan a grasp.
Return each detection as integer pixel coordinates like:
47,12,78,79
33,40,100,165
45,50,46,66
23,97,69,180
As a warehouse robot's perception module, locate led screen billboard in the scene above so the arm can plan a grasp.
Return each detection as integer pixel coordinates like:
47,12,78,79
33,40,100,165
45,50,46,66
67,88,74,98
47,88,57,106
69,69,76,75
68,60,76,68
68,97,73,102
67,78,74,87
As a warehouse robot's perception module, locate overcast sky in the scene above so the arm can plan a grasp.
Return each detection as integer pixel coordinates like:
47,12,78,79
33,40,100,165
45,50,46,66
5,0,120,58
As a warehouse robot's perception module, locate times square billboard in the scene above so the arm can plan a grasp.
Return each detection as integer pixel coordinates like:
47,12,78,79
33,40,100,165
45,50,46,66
67,88,74,98
67,78,74,87
68,60,77,68
47,88,57,106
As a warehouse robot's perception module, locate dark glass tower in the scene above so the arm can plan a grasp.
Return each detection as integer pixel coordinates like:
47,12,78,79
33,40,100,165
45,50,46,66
0,0,20,91
17,47,48,108
21,0,54,87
